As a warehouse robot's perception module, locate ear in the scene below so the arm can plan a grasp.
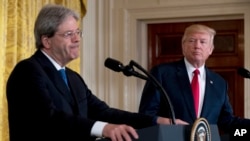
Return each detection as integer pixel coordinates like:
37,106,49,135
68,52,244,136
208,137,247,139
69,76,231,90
209,45,214,55
41,35,50,49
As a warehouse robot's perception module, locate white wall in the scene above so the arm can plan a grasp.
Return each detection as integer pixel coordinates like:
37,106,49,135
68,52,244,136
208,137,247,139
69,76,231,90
81,0,250,117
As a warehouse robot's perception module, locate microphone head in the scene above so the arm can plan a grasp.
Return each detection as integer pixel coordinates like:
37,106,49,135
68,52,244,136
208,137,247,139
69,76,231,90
104,58,124,72
237,67,250,78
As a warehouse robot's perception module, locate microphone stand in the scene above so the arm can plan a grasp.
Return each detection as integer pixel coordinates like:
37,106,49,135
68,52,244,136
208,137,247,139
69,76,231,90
129,60,176,125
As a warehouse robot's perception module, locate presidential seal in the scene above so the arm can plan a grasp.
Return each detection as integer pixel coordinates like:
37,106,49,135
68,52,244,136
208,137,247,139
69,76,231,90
190,118,211,141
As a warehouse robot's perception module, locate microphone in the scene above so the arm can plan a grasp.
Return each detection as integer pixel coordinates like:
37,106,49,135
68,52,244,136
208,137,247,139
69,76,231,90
104,58,124,72
237,67,250,79
104,58,148,80
104,58,176,124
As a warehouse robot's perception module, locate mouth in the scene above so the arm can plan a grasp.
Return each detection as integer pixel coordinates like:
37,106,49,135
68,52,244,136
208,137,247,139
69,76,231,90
70,45,79,49
193,52,200,55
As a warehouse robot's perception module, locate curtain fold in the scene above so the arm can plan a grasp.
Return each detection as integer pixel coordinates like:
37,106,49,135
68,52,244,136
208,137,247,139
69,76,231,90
0,0,87,141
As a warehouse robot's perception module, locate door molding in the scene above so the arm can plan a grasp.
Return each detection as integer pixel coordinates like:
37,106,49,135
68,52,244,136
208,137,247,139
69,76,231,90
82,0,250,117
131,4,250,117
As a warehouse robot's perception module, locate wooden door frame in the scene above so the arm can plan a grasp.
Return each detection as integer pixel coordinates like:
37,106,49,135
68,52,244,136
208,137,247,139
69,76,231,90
146,20,244,117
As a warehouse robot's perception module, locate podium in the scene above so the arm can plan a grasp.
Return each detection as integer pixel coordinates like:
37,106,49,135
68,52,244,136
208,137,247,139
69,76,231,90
98,124,221,141
134,124,220,141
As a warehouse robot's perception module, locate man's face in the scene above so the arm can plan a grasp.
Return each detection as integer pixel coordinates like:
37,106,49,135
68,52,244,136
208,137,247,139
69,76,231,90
43,16,81,66
182,32,214,67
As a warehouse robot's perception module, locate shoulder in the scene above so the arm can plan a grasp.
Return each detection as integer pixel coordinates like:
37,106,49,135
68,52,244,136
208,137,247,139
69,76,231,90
205,68,227,84
11,56,39,73
150,59,184,73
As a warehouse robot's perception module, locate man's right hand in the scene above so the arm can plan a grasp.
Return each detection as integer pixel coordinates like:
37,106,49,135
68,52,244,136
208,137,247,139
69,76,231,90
102,123,138,141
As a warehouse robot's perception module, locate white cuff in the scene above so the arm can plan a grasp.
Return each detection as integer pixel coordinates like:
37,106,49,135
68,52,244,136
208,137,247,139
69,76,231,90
91,121,108,137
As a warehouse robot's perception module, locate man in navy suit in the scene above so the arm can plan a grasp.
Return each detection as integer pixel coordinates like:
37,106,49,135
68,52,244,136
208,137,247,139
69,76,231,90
6,4,188,141
139,24,250,133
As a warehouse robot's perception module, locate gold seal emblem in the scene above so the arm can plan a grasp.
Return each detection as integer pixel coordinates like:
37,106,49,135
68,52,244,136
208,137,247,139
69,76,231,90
190,118,211,141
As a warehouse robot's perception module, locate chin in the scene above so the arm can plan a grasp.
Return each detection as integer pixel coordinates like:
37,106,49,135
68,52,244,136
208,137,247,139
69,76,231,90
72,56,79,60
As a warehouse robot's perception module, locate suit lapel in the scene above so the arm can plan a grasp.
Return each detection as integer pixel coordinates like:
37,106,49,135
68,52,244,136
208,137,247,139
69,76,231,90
53,70,75,105
34,50,75,106
177,60,196,120
200,68,215,117
48,69,76,107
176,60,197,120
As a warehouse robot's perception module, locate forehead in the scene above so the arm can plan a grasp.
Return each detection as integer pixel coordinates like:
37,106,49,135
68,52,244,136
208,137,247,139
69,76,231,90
187,31,211,39
57,16,79,31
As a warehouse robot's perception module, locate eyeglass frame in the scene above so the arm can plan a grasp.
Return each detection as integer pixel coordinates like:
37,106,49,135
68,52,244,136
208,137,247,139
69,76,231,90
55,29,83,39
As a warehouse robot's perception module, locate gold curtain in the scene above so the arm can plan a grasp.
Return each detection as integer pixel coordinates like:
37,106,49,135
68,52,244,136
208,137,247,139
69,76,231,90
0,0,87,141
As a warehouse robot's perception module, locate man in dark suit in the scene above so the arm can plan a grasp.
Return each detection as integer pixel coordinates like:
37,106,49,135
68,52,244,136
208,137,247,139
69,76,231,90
6,4,187,141
139,24,250,133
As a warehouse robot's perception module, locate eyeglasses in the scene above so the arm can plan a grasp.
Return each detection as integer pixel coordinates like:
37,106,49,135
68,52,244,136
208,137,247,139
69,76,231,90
55,30,83,39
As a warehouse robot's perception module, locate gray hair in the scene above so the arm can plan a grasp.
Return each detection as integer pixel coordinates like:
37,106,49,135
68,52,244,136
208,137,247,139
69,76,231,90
182,24,216,45
34,4,80,49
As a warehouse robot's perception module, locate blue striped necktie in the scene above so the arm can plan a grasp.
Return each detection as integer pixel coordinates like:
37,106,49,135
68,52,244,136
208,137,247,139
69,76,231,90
59,69,68,86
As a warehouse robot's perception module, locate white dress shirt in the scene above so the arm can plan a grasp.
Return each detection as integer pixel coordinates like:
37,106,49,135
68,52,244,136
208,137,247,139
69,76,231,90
184,58,206,118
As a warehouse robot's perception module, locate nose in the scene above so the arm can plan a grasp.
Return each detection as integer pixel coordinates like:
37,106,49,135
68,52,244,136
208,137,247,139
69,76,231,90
194,40,201,48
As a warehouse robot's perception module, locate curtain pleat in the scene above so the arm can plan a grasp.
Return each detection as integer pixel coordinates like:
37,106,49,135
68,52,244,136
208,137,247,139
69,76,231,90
0,0,87,141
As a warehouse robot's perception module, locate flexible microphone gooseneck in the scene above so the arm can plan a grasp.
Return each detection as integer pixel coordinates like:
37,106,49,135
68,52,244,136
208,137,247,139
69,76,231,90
129,60,176,125
104,58,176,124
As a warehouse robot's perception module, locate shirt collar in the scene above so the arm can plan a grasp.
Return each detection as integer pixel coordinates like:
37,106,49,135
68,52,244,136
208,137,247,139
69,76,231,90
41,50,65,71
184,58,205,78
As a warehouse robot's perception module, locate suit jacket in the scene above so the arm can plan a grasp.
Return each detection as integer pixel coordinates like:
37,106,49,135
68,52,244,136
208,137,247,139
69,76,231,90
139,59,250,132
7,50,154,141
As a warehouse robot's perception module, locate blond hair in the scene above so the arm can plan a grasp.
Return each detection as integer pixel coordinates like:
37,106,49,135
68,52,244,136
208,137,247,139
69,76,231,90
182,24,216,45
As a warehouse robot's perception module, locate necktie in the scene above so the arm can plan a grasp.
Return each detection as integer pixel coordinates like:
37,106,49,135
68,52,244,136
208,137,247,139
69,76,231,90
59,69,68,87
191,69,200,118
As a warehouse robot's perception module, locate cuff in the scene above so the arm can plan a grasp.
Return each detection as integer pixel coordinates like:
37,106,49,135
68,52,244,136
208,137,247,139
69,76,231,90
90,121,108,137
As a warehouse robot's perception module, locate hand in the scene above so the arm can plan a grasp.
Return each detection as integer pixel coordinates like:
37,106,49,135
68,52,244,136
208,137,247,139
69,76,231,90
102,123,138,141
156,117,189,125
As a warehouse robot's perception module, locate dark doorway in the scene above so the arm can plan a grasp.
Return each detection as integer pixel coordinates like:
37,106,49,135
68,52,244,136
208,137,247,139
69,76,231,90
147,19,244,117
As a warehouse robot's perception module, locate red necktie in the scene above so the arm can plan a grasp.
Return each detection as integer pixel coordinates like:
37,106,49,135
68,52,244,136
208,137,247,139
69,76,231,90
191,69,200,118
